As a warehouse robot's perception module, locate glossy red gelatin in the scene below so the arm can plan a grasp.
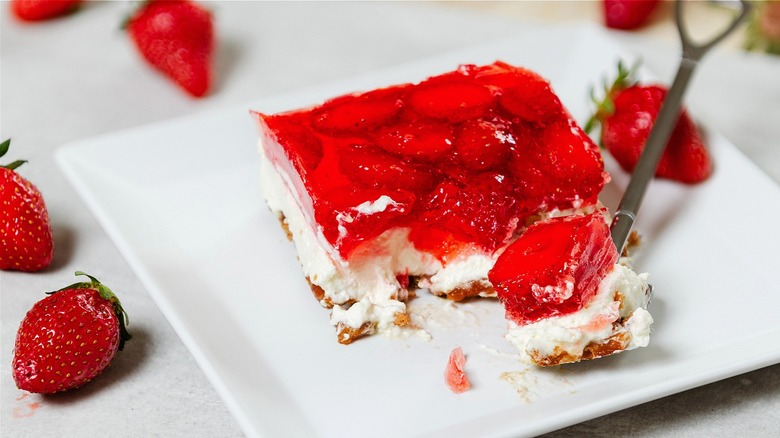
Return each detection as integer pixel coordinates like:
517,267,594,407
254,62,608,260
488,211,619,326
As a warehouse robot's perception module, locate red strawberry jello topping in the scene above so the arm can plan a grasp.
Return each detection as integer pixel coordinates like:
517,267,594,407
488,211,619,326
254,62,609,261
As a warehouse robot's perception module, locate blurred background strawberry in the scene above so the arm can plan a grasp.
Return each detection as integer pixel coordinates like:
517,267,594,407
11,0,81,22
603,0,660,30
126,0,215,98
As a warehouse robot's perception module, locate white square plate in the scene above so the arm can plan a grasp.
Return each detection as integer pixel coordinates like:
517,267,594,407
56,23,780,438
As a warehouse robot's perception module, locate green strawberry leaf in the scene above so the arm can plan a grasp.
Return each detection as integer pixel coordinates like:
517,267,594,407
583,60,641,142
0,138,10,157
0,139,27,170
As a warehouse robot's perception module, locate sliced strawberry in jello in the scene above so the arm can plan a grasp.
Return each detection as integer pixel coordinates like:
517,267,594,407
317,186,416,256
473,63,563,122
454,118,514,171
408,76,493,123
488,211,618,326
417,172,520,255
498,73,565,125
407,227,471,264
255,61,610,261
511,118,607,210
336,141,437,194
375,121,455,162
311,85,406,135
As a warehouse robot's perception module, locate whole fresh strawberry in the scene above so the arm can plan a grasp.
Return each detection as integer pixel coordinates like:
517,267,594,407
10,0,81,22
126,0,214,97
0,139,53,272
12,272,132,394
585,62,712,184
603,0,660,30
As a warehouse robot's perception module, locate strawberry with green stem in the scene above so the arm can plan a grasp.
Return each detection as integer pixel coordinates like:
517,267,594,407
0,138,54,272
585,61,713,184
12,272,132,394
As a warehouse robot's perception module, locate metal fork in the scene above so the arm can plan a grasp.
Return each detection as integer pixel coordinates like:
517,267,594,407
610,0,751,255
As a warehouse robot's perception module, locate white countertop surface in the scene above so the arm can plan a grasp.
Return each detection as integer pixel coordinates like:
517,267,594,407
2,2,779,437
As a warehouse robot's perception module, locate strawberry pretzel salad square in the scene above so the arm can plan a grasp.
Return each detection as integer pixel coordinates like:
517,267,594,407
252,61,654,366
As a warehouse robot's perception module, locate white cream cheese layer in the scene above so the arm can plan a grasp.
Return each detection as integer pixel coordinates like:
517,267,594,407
259,147,499,337
505,264,653,363
259,144,650,355
421,253,496,296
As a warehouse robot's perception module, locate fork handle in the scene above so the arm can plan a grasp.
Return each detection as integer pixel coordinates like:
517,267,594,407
610,0,750,254
611,59,697,253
